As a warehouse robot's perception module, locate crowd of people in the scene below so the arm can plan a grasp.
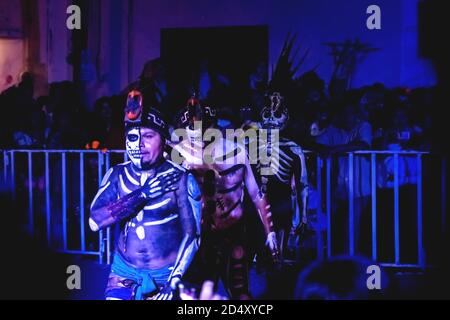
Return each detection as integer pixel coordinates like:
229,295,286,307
0,70,434,153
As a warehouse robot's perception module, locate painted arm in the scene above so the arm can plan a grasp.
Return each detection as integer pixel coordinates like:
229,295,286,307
292,146,309,224
89,167,181,231
244,156,279,260
153,173,202,300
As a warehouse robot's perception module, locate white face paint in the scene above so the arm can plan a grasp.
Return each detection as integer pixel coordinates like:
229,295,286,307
126,128,142,168
261,92,289,130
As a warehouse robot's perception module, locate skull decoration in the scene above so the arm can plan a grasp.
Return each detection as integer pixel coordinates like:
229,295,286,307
260,92,289,130
126,127,143,168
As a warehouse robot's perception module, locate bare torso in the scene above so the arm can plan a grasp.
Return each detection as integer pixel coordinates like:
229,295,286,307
174,137,247,230
113,162,185,269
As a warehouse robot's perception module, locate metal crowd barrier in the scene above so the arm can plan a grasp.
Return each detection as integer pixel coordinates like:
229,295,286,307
312,151,446,269
0,150,128,264
0,149,446,268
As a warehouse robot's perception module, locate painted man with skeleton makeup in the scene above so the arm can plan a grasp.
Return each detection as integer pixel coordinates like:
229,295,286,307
89,90,201,300
256,92,309,260
169,96,278,300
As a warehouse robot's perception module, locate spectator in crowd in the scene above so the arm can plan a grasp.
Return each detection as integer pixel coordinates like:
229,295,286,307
309,108,346,149
311,100,372,256
381,107,423,151
46,109,86,149
12,109,46,149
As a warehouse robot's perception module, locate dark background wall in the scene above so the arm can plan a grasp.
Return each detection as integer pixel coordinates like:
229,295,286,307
0,0,437,100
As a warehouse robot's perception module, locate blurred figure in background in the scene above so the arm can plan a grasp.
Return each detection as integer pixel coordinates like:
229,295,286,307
294,255,390,300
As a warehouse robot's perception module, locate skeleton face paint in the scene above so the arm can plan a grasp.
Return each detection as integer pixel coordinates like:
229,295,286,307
126,127,165,170
261,92,289,130
126,128,142,168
